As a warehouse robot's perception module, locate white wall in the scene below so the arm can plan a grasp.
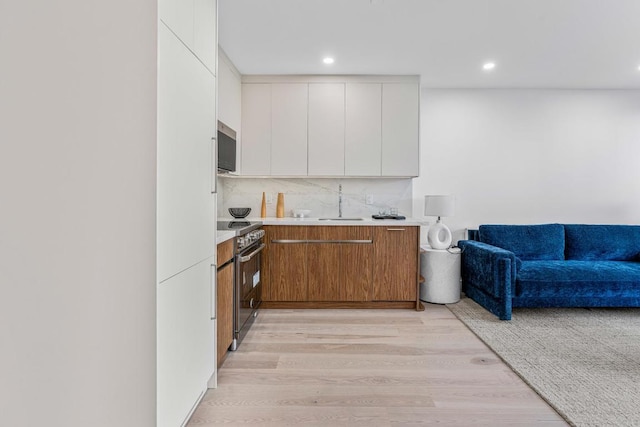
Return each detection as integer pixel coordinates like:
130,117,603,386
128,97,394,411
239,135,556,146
413,89,640,241
0,2,157,426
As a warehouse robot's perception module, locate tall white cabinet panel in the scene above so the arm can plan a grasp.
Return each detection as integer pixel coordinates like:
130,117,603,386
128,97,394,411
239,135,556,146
271,84,308,176
194,0,217,74
381,83,420,176
241,84,272,175
345,83,382,176
157,257,215,427
158,0,195,49
308,83,345,176
159,0,216,75
158,24,215,282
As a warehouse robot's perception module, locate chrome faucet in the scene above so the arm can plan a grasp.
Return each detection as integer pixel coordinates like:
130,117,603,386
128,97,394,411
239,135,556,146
338,184,343,218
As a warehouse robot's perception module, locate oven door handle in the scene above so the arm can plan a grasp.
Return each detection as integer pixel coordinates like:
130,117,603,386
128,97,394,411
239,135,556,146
239,243,266,263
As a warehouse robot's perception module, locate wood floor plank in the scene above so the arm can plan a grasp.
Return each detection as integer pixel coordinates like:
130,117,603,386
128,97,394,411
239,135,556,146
186,306,567,426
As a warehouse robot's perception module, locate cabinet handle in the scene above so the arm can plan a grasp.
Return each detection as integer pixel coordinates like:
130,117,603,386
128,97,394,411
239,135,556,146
307,239,373,244
210,265,216,320
386,228,406,231
211,137,216,194
272,239,373,244
249,298,254,309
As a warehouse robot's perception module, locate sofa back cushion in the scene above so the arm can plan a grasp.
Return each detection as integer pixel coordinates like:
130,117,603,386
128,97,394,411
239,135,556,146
478,224,565,261
564,224,640,261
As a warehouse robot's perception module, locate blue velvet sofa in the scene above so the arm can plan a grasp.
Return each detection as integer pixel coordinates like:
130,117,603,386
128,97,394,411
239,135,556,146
458,224,640,320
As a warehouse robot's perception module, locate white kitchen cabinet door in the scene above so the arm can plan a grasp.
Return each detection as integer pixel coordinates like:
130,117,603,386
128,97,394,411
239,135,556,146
345,83,382,176
241,84,272,175
381,83,420,176
308,83,345,176
157,257,215,427
158,0,195,50
158,24,215,282
194,0,217,75
217,55,241,134
271,84,308,176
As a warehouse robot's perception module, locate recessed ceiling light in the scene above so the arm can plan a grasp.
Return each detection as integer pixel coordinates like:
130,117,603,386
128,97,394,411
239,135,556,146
483,62,496,71
323,57,335,65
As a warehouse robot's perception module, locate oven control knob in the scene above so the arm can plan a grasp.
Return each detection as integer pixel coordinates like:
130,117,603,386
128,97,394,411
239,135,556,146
237,237,245,248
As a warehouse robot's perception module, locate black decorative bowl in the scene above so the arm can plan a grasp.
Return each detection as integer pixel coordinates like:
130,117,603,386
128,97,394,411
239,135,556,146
228,207,251,218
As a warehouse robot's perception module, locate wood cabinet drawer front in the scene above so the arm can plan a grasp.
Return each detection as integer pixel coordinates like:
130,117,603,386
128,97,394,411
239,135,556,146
265,225,307,241
217,239,234,265
307,226,372,241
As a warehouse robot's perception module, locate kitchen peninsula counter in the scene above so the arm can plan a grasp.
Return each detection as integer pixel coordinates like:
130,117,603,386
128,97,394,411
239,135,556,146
256,218,423,311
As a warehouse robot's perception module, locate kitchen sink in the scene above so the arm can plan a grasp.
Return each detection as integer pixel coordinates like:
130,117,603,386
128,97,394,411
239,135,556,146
318,217,364,221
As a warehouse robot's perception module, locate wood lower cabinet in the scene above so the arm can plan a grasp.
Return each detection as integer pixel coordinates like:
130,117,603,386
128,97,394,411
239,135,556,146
373,226,419,301
216,239,234,368
263,226,308,301
263,225,418,307
307,226,373,301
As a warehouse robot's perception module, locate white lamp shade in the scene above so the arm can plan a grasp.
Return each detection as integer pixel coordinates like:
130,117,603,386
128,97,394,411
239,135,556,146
424,195,455,218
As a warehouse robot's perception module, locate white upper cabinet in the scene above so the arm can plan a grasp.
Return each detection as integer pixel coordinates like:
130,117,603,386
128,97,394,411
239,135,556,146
241,84,271,175
381,83,420,176
345,83,382,176
159,0,217,75
158,24,215,282
217,51,241,135
308,83,345,176
239,76,419,177
271,84,308,176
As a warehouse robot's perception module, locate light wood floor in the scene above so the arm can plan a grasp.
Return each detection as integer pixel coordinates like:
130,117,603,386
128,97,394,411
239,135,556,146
188,305,567,426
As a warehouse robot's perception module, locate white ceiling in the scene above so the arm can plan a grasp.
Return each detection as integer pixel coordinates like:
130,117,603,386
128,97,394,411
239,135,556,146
218,0,640,89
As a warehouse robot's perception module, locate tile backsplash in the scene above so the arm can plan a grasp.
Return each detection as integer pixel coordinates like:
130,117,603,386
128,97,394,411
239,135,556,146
218,177,413,219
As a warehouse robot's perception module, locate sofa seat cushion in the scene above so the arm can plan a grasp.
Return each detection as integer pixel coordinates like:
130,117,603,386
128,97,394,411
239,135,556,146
479,224,565,261
564,224,640,261
516,260,640,298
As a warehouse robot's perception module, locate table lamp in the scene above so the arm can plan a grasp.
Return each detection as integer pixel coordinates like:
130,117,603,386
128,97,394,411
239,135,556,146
424,195,455,249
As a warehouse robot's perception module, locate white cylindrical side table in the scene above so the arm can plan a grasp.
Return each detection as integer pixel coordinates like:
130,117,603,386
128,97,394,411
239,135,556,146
420,245,462,304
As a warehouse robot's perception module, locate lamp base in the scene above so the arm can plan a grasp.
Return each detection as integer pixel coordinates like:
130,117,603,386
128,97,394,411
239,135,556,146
427,220,452,250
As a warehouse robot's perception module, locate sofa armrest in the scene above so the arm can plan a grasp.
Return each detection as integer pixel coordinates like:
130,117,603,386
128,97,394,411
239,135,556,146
458,240,516,300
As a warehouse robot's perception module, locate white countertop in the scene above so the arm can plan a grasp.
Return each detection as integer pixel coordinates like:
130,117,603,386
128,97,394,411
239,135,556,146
216,230,236,245
218,216,424,226
217,217,424,245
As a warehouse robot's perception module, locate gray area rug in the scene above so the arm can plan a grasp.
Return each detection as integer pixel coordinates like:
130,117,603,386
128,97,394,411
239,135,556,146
448,298,640,427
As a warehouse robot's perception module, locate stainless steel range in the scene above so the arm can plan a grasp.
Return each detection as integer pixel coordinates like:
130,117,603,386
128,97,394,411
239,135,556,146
217,220,264,350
